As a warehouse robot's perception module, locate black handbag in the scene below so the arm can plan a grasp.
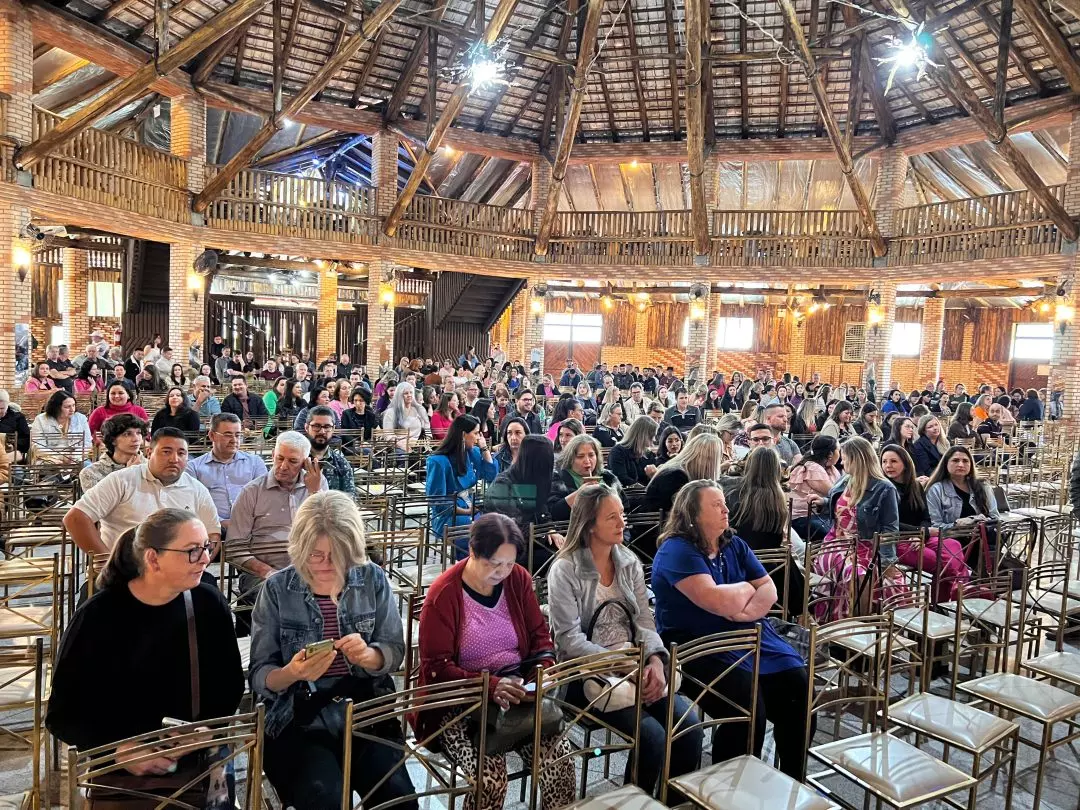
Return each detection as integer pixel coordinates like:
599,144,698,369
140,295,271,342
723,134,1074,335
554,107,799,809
476,653,564,754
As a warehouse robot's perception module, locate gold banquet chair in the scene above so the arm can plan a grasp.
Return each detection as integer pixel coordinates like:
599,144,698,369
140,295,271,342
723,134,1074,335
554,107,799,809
805,616,977,809
67,708,266,810
561,783,667,810
0,639,45,810
660,626,836,810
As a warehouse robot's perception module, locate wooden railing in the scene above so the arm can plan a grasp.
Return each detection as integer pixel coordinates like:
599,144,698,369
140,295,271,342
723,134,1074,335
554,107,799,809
203,167,380,242
395,195,535,261
552,210,694,238
890,185,1065,265
30,107,190,222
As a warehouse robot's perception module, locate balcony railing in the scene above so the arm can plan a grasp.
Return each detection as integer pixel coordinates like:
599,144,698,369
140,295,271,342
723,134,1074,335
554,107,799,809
395,196,535,262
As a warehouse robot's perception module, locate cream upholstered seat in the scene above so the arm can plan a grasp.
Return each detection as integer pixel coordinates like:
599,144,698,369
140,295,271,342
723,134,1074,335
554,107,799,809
0,606,52,636
891,606,963,639
0,792,28,810
671,755,838,810
1023,649,1080,687
811,732,975,808
563,784,667,810
961,672,1080,723
939,597,1022,628
889,692,1017,751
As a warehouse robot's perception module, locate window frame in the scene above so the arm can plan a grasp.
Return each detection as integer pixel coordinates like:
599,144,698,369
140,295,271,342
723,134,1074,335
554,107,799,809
890,321,922,358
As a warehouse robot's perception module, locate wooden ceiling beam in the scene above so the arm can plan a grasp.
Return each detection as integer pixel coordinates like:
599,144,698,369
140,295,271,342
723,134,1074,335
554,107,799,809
663,0,680,136
250,129,343,167
533,0,605,254
959,143,1010,191
844,4,896,144
194,0,404,212
975,5,1042,95
993,0,1012,125
1032,130,1068,170
385,0,449,121
883,0,1077,240
18,0,271,170
925,2,996,95
780,0,886,256
683,0,710,255
539,0,575,154
383,0,522,236
350,27,385,107
477,4,559,131
739,0,749,138
623,0,650,139
191,19,248,85
1012,0,1080,93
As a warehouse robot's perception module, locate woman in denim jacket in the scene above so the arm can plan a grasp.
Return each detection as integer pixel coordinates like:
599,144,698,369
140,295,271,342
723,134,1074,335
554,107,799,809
811,436,904,620
926,446,999,570
249,491,417,810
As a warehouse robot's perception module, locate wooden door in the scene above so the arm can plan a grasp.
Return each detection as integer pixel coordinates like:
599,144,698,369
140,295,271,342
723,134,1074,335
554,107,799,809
1008,360,1047,392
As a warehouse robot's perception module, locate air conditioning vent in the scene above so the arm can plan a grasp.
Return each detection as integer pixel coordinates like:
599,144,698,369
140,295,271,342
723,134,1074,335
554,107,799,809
842,322,867,362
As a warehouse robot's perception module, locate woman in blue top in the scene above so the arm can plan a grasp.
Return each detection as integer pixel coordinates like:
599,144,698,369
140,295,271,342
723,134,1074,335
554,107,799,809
652,479,813,780
426,414,499,557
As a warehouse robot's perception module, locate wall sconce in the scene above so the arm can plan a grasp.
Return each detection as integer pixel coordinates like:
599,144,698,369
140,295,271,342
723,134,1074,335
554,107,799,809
689,300,706,321
188,273,203,302
378,280,396,311
868,304,886,334
530,296,545,322
601,295,614,311
13,244,30,282
1055,301,1074,334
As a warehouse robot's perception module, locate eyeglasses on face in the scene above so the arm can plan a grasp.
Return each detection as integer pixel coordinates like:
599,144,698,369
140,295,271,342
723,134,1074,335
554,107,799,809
308,550,333,565
157,543,214,563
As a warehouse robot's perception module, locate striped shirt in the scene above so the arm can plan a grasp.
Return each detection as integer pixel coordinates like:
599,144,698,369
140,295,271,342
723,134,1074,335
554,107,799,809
315,595,349,677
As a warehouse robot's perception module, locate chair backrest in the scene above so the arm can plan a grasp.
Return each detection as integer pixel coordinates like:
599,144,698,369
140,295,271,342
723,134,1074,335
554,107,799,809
750,546,791,619
68,707,266,809
802,536,861,626
951,572,1026,688
343,676,491,810
0,639,44,803
531,647,647,807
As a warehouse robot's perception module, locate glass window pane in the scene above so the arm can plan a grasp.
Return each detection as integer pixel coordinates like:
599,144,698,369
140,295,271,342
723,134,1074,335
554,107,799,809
891,322,921,357
1013,338,1053,360
1015,323,1053,340
715,317,753,350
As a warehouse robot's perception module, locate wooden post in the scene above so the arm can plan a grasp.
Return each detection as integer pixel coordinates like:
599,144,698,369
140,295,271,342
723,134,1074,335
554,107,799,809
532,0,604,255
684,0,710,257
193,0,404,212
779,0,887,257
382,0,522,237
1012,0,1080,93
15,0,270,169
993,0,1012,126
154,0,169,58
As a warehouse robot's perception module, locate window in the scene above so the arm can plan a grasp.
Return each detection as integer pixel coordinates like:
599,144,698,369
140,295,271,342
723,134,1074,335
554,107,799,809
1013,322,1053,360
543,312,602,343
714,317,753,350
49,325,66,347
891,322,921,357
88,281,122,318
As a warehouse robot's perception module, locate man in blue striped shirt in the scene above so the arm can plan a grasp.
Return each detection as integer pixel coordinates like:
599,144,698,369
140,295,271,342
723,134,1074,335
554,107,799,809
187,412,267,533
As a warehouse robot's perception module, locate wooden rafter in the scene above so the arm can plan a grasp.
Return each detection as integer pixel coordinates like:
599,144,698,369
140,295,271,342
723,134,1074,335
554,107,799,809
1032,130,1068,170
843,5,896,145
1012,0,1080,93
52,75,119,114
844,26,863,153
883,0,1078,240
777,27,790,137
925,3,995,94
386,0,450,121
154,0,170,57
383,0,523,236
993,0,1012,125
532,0,606,254
540,0,575,154
194,0,405,212
739,0,749,138
975,5,1042,95
618,162,636,210
500,63,552,136
133,0,202,41
231,25,249,84
17,0,272,169
191,20,251,86
398,139,439,194
477,4,559,130
684,0,710,256
959,144,1010,191
350,27,385,107
598,71,619,140
97,0,144,22
316,0,356,102
476,160,517,203
623,0,650,139
251,130,342,166
663,0,680,136
780,0,886,256
925,151,982,197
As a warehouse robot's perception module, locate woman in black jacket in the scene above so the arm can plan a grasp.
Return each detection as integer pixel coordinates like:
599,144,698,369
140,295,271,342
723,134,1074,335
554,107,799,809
340,389,378,442
608,416,659,488
484,435,559,568
547,434,622,522
150,386,201,434
594,400,625,448
643,432,724,513
911,414,948,478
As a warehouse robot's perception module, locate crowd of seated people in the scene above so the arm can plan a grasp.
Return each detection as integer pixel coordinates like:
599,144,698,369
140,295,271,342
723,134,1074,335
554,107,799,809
10,339,1061,809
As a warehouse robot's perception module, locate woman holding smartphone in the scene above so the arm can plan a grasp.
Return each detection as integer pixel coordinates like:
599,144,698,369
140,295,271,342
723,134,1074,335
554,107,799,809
547,433,623,522
249,491,417,810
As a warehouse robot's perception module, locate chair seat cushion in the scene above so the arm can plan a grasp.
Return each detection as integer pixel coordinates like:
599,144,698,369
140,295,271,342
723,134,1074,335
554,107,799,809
0,792,28,810
960,672,1080,723
891,607,960,640
1019,588,1080,616
0,606,52,637
939,598,1021,627
889,693,1017,751
811,732,974,807
236,637,251,671
0,665,48,706
1023,650,1080,686
671,755,837,810
1049,580,1080,600
564,784,667,810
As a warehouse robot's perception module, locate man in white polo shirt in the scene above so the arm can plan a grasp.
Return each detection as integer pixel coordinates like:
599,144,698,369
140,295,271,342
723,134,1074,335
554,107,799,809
63,427,221,554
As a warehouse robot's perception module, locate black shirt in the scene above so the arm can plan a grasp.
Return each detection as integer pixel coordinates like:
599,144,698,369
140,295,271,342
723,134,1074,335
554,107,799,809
462,580,502,609
0,409,30,454
957,487,977,519
151,408,201,434
46,583,243,750
48,358,75,393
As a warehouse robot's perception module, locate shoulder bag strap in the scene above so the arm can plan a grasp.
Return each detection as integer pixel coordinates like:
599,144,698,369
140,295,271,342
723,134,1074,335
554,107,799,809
184,590,201,719
584,598,638,644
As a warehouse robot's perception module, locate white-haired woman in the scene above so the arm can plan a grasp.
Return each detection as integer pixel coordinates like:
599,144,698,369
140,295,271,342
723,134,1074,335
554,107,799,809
381,381,430,450
643,432,725,514
249,491,417,810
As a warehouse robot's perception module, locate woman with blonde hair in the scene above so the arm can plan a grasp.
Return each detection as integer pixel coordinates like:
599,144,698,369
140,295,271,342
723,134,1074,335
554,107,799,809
912,413,950,477
250,491,416,810
608,415,660,488
715,413,744,468
643,432,725,513
794,397,818,435
812,436,903,620
547,484,702,796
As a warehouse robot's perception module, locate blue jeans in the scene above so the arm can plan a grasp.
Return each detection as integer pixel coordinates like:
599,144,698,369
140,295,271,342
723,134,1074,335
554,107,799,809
569,683,702,800
791,513,831,542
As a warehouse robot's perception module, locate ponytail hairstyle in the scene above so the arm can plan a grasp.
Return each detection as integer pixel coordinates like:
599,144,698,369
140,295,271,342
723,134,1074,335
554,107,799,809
96,508,198,590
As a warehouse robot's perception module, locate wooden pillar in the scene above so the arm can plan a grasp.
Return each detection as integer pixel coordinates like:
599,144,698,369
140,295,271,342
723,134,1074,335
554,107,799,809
371,129,398,219
531,159,553,233
169,241,205,358
365,260,395,377
684,289,712,382
864,282,896,390
62,248,89,350
524,285,546,377
872,147,911,238
918,296,946,387
0,0,33,145
171,94,207,194
316,268,338,362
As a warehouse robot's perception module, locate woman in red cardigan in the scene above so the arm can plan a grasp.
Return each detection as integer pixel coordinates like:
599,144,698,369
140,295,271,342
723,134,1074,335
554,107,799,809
417,513,576,810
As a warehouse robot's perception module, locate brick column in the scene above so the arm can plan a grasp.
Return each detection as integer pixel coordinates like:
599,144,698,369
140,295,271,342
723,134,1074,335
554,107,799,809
62,248,89,350
169,240,205,358
1049,113,1080,419
0,203,30,388
0,0,33,145
633,306,649,366
531,159,553,232
871,147,910,238
864,282,896,390
507,285,529,366
365,260,395,377
371,130,398,219
171,94,207,194
788,314,807,381
685,291,713,383
316,269,338,362
1065,111,1080,220
918,296,945,387
523,286,546,377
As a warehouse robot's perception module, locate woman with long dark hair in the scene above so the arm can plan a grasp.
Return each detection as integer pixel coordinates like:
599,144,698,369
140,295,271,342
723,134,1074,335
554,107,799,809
32,389,93,460
888,416,917,456
74,360,105,394
881,444,970,601
926,444,999,540
546,395,584,443
655,425,683,465
425,414,499,556
553,417,584,454
168,363,187,389
912,414,950,477
430,391,460,441
853,403,883,443
947,402,984,448
485,435,561,566
151,386,200,434
788,433,840,541
470,397,497,445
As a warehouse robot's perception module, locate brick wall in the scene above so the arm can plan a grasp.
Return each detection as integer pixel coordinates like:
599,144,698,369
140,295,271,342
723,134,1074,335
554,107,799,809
365,259,396,376
171,94,206,194
316,270,338,361
168,240,204,355
62,247,88,349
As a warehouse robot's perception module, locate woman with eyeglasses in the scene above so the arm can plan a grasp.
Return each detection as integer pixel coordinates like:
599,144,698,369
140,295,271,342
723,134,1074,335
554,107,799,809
249,491,416,810
47,510,243,794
